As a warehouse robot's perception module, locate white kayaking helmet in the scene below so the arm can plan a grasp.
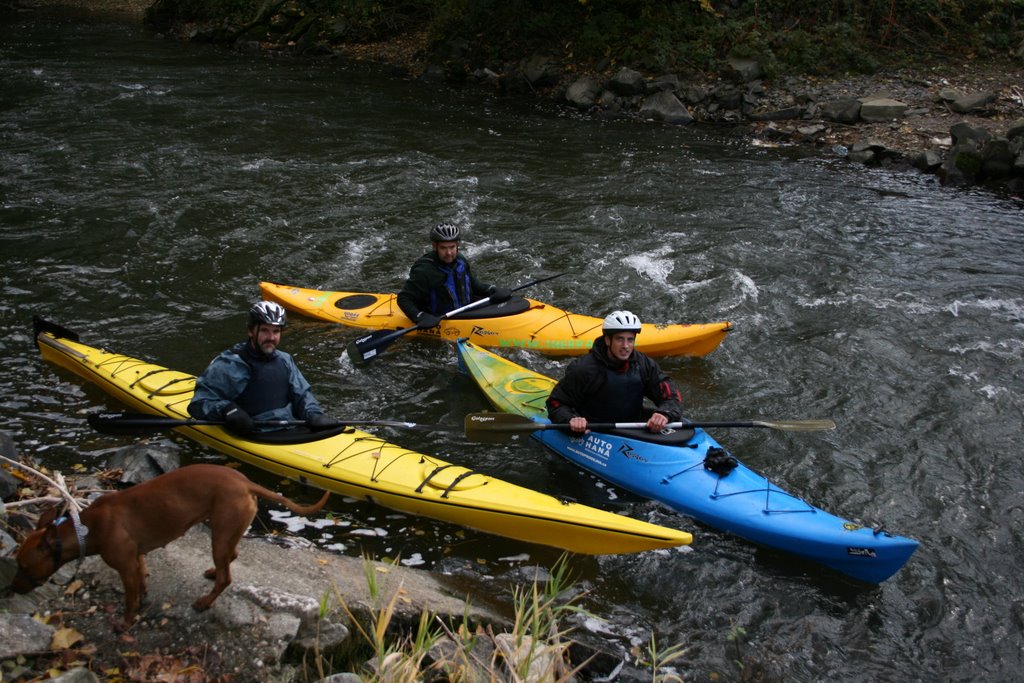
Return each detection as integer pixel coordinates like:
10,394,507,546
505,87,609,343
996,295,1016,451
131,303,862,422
429,222,460,242
249,301,287,327
602,310,642,334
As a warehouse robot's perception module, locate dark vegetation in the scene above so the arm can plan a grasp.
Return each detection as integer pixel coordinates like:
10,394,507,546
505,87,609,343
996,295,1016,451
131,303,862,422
145,0,1023,78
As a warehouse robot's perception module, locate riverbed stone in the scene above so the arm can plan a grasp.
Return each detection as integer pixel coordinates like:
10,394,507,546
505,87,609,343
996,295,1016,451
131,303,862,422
105,442,182,484
565,76,600,109
980,137,1016,178
649,74,680,92
950,122,992,146
639,91,693,124
0,613,55,658
821,98,862,123
912,148,944,172
940,140,985,185
1005,118,1024,140
949,91,998,114
608,67,645,96
524,54,559,88
859,98,908,122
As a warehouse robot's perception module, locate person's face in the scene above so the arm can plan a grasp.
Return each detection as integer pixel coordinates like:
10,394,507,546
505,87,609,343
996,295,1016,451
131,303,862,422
605,331,636,362
433,240,458,265
249,323,283,354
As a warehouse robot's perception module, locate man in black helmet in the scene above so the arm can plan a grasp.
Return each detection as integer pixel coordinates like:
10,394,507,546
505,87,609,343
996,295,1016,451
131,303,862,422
396,222,511,329
188,301,333,435
547,310,683,434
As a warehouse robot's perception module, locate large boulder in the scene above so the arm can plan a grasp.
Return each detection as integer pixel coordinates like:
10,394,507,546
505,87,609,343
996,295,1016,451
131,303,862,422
979,138,1016,179
638,91,693,124
939,139,985,186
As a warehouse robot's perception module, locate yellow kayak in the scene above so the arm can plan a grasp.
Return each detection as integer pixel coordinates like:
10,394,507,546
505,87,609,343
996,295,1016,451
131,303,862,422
260,281,731,357
33,317,692,555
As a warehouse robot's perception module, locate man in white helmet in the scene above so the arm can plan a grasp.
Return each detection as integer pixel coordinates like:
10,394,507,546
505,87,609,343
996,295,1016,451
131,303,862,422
188,301,332,435
396,222,511,329
547,310,683,434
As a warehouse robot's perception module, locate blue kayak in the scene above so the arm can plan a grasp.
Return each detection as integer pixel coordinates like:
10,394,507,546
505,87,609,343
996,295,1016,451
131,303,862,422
456,339,918,583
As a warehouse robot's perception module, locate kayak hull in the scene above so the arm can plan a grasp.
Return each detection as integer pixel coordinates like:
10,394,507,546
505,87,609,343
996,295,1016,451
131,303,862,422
260,281,731,357
455,339,918,583
33,319,692,555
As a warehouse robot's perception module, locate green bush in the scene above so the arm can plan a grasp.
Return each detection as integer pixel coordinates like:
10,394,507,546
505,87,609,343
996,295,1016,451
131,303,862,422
147,0,1022,75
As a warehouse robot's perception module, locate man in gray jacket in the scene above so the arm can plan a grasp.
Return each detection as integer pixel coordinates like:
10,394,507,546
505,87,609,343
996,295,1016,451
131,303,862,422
188,301,332,435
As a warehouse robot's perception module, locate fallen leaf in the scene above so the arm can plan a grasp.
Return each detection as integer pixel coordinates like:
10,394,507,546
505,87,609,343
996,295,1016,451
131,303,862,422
64,579,85,595
50,627,85,649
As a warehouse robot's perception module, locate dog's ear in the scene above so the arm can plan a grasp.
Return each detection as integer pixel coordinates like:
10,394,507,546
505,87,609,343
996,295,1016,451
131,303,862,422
36,507,59,530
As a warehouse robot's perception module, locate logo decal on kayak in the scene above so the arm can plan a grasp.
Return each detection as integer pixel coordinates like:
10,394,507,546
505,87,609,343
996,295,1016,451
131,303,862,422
470,325,497,337
582,435,613,461
617,443,649,463
847,547,877,558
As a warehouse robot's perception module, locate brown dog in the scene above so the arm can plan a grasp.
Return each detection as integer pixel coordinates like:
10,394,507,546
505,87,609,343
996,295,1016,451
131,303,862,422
11,464,329,630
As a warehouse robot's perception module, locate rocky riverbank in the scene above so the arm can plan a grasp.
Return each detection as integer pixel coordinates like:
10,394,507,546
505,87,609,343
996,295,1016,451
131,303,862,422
324,36,1024,195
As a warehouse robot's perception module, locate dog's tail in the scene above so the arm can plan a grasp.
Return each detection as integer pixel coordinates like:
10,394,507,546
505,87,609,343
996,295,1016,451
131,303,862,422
251,486,331,516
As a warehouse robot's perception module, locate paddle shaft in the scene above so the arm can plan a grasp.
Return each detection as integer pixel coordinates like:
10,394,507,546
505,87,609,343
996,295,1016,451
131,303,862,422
349,272,566,361
89,411,460,435
464,411,835,442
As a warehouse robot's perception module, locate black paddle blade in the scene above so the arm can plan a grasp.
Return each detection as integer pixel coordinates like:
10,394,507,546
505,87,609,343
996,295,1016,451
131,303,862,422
33,316,80,343
87,411,212,435
347,327,414,363
464,412,542,443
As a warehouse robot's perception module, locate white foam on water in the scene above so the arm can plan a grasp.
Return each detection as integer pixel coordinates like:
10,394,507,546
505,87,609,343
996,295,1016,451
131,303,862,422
622,247,674,287
268,509,336,533
400,553,427,567
499,553,531,563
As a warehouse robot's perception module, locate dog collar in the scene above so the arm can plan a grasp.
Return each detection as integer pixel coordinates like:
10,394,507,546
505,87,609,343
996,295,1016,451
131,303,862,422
55,511,89,565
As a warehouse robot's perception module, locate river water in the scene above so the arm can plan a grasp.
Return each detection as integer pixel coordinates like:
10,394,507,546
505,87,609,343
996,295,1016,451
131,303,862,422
3,7,1023,682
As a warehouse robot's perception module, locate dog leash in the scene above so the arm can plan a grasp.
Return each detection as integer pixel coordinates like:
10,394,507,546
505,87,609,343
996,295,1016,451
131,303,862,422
49,510,89,586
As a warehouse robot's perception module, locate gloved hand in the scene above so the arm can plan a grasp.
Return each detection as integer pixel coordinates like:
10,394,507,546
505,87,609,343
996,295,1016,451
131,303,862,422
306,413,335,431
415,311,442,329
487,286,512,303
222,403,254,435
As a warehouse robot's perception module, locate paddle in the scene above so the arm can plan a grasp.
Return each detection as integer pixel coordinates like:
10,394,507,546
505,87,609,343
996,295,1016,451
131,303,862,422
88,411,462,436
346,272,566,363
464,412,836,443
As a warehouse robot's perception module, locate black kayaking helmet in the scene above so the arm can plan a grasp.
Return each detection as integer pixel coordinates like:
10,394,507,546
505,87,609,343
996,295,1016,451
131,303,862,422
248,301,287,328
429,222,460,242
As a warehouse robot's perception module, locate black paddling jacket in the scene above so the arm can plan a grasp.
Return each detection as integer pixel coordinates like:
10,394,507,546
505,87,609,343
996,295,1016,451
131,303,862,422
546,336,683,424
396,252,493,319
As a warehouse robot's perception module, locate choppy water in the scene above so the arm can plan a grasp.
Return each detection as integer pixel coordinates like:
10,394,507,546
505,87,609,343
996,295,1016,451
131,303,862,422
2,7,1023,681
